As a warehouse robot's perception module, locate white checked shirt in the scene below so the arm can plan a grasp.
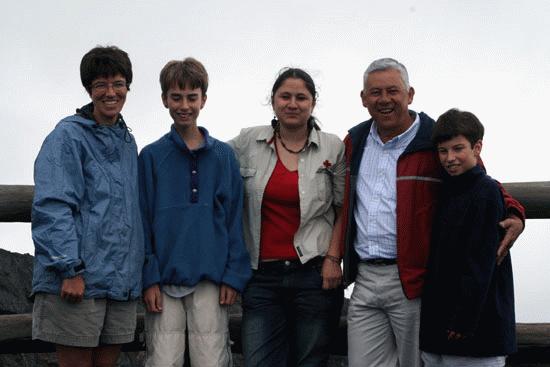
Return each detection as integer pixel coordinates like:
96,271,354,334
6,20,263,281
354,114,420,260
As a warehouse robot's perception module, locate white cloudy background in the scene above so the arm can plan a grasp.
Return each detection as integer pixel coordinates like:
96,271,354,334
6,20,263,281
1,0,549,321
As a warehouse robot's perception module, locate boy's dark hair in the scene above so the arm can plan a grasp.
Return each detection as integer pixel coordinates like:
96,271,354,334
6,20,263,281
432,108,485,147
80,45,133,93
159,58,209,96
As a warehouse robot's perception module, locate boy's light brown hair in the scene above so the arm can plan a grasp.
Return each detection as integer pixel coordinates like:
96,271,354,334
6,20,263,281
159,57,208,96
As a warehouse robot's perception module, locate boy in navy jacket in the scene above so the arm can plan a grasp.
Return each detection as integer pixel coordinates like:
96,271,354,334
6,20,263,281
139,58,251,366
420,109,516,367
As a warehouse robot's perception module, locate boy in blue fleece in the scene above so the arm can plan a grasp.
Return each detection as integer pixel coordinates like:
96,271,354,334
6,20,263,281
139,58,251,366
419,109,516,367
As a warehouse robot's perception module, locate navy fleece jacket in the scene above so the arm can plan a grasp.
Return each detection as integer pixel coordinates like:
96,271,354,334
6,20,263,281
139,126,251,292
420,166,516,357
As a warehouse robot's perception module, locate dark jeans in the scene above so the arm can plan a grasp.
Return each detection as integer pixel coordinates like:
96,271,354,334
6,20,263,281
241,259,344,367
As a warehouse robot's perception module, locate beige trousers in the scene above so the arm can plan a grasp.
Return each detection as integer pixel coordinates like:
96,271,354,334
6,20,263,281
347,263,421,367
145,281,232,367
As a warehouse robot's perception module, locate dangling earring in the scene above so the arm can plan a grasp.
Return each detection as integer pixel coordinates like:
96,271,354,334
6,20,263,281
271,116,279,129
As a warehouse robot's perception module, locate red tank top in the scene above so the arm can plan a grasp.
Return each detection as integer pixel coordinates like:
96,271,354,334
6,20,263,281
259,155,300,260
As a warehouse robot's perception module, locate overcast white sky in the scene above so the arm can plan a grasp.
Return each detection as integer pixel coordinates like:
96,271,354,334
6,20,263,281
1,0,548,322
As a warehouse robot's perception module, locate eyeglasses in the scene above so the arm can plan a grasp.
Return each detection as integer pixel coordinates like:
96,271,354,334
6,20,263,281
90,81,127,92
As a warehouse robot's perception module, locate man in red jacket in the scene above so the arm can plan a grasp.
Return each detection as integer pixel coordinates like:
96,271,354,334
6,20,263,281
341,58,525,367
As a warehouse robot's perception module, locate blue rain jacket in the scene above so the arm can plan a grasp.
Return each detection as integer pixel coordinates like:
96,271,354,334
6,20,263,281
31,107,144,300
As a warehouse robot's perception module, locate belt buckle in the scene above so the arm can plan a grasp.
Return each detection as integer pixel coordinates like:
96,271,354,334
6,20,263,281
364,258,396,265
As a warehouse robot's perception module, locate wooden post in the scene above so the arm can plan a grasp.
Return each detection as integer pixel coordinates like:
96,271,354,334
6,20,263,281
0,185,33,222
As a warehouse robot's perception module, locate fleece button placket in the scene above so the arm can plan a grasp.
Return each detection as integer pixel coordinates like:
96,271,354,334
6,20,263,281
190,154,199,203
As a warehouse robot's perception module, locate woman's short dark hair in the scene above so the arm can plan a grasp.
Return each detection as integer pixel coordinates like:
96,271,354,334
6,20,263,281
432,108,485,147
80,45,133,93
270,67,320,130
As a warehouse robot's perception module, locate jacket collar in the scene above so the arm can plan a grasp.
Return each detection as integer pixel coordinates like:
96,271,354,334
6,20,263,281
402,112,436,154
255,125,320,148
169,125,214,153
255,125,275,142
444,165,485,194
76,102,125,126
348,110,436,154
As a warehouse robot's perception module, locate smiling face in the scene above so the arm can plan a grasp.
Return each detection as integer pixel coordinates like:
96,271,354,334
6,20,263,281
361,68,414,141
89,74,128,125
162,85,206,131
272,77,315,130
437,135,482,176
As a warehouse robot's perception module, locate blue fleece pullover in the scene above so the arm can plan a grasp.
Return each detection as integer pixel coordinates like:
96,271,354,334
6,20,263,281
32,104,144,300
139,126,251,292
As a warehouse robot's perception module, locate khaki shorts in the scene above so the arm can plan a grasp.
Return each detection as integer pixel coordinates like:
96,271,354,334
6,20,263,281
32,293,137,347
145,281,231,367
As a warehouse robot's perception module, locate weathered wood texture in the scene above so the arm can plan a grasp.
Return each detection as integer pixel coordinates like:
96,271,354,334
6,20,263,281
502,181,550,219
0,185,33,222
1,314,549,361
1,182,549,222
508,324,550,364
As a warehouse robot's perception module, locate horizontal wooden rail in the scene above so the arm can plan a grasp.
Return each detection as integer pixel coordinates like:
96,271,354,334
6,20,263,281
502,181,550,219
0,185,33,222
1,182,549,222
1,313,550,363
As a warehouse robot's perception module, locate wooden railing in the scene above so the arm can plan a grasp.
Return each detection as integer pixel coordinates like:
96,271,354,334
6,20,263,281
1,183,550,364
1,313,550,364
1,182,549,222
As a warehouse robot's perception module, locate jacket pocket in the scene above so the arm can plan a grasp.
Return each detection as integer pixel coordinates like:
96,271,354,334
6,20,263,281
240,167,257,197
315,168,333,203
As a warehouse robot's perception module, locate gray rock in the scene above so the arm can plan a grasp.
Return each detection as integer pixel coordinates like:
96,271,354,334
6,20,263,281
0,248,34,315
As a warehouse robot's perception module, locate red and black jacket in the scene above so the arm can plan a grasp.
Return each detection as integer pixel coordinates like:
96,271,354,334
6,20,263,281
340,112,525,299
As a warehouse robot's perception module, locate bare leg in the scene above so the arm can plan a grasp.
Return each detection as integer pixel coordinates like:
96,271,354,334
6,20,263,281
56,344,93,367
92,344,122,367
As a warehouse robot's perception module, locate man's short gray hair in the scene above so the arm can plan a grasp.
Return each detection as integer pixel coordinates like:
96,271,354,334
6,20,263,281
363,58,410,90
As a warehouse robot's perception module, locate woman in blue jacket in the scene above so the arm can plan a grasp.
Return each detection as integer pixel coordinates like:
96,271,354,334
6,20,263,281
31,46,144,367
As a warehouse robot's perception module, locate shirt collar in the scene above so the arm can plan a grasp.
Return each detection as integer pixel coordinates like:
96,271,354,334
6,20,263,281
369,112,420,146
